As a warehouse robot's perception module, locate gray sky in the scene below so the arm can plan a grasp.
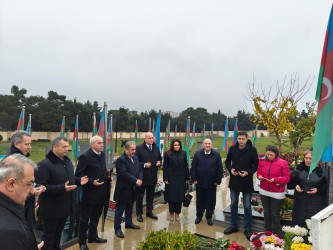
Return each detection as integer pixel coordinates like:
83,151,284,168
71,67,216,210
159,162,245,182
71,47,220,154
1,0,332,116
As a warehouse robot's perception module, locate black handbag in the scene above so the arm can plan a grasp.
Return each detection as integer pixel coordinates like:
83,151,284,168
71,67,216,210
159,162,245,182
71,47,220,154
183,193,193,207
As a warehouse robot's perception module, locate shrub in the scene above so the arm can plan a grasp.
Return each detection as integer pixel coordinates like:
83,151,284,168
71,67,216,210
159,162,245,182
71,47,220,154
138,229,197,250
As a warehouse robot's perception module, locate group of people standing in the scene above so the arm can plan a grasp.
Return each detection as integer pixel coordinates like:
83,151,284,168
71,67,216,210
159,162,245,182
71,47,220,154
0,130,328,250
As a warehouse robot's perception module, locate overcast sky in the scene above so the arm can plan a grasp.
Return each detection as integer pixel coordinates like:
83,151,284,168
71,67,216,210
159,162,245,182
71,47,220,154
1,0,332,116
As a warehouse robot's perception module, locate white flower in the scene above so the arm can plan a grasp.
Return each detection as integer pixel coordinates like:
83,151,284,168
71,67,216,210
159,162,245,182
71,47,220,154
262,243,281,250
308,235,312,243
305,219,311,230
292,236,304,243
282,225,308,236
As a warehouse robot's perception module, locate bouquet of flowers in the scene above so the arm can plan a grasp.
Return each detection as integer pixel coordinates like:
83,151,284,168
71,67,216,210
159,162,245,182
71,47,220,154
108,200,116,210
250,231,285,250
282,219,312,249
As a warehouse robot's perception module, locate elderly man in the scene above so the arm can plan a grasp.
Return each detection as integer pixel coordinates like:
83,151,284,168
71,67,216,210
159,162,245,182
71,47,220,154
36,137,88,250
135,132,162,222
75,136,110,250
113,141,143,238
0,154,40,250
190,139,223,226
9,131,46,229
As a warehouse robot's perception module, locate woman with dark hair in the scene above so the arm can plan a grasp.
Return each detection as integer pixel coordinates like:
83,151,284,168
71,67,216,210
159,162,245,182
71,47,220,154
163,139,190,221
288,151,327,227
257,145,290,234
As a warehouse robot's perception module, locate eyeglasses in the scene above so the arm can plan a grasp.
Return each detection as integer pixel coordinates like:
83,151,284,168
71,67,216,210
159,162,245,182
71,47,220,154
14,178,36,189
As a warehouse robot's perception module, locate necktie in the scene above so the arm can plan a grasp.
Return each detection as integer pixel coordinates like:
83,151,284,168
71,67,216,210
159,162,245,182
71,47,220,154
149,145,152,151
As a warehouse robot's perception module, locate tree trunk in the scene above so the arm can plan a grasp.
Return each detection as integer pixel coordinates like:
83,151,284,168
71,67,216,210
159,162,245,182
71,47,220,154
276,132,282,154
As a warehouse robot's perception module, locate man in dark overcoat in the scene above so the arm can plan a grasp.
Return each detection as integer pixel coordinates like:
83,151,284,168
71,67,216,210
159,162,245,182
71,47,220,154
224,131,259,240
135,132,162,222
190,139,223,226
113,141,143,238
75,136,111,250
36,137,88,250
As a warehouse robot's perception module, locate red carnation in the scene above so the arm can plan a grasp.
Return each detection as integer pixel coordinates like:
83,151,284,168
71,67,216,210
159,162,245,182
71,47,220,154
258,207,263,214
210,241,213,246
253,239,261,248
265,231,272,236
253,232,258,236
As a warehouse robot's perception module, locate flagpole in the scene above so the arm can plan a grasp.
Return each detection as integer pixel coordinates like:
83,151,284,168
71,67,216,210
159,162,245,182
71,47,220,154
22,106,25,130
101,102,107,232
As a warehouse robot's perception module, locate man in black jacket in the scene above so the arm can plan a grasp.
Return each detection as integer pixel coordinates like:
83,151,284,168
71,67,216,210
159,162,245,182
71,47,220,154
36,137,88,250
9,131,46,229
0,154,39,250
113,141,143,238
135,132,162,222
190,139,223,226
224,131,259,240
75,136,111,250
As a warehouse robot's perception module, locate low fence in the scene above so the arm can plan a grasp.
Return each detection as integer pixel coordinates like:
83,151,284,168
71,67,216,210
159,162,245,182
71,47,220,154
0,130,271,142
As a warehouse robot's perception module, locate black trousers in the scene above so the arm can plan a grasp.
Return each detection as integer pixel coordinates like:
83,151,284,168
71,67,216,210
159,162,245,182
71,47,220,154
114,203,134,230
196,185,216,219
42,216,68,250
260,195,284,234
168,202,182,214
136,185,155,215
78,203,104,245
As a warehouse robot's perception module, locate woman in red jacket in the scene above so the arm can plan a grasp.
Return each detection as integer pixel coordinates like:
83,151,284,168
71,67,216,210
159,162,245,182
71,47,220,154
257,145,290,234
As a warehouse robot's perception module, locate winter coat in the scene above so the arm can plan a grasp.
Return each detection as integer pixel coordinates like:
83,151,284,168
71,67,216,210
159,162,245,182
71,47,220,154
190,149,223,189
9,145,36,229
288,162,327,227
135,142,162,186
257,157,290,193
225,140,259,192
113,153,143,204
163,151,190,203
36,150,80,219
0,192,38,250
75,149,111,205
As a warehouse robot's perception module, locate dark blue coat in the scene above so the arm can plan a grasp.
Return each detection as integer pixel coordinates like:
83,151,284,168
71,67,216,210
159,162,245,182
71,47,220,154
36,150,80,219
190,149,223,189
75,149,111,205
113,153,143,204
135,142,162,186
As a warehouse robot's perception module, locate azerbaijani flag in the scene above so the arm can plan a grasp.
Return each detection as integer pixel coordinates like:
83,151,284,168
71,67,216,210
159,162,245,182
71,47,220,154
97,107,105,137
152,119,155,135
201,123,205,142
253,125,258,148
26,115,31,134
93,113,98,136
232,119,238,146
60,116,65,137
71,115,79,162
184,119,191,165
134,120,138,144
164,120,171,148
310,5,333,175
174,124,177,139
16,109,24,131
222,120,229,152
149,118,152,132
155,114,161,150
190,122,196,149
210,123,213,141
107,115,112,154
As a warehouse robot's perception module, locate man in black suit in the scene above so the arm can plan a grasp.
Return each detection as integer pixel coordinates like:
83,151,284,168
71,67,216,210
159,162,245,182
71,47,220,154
75,136,111,250
113,141,143,238
135,132,162,222
36,137,88,250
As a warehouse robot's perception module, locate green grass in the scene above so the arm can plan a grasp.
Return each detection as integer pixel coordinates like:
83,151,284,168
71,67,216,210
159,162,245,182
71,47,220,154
0,136,314,163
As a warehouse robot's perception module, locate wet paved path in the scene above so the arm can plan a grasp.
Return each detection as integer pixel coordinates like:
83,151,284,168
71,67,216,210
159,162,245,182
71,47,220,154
67,176,250,249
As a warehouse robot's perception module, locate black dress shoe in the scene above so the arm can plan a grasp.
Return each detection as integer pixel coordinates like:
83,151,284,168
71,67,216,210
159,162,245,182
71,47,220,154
244,230,252,240
224,226,238,235
146,212,158,219
195,217,202,224
115,229,125,238
137,214,143,222
207,218,213,226
79,244,89,250
125,223,140,229
87,237,107,243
